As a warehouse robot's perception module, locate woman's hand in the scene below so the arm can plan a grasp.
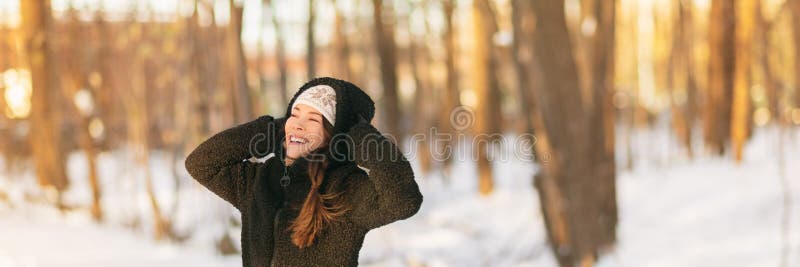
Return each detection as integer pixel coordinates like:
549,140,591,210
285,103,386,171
343,114,423,229
186,115,280,209
249,116,287,159
346,117,381,163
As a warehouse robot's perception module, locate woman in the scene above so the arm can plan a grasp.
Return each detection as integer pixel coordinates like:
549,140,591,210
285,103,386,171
185,77,423,267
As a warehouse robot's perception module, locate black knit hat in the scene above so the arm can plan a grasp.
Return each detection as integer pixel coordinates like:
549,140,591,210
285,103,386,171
280,77,375,167
284,77,375,134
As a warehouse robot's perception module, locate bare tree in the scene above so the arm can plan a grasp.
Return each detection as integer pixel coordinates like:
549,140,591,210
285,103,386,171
265,0,289,107
228,0,253,124
511,0,539,148
332,0,352,81
704,0,735,155
307,0,316,80
21,0,70,208
372,0,403,139
471,0,502,195
528,0,618,265
792,0,800,109
438,0,462,175
667,0,697,158
123,21,171,240
188,0,214,137
756,0,781,120
731,0,755,163
408,1,435,174
64,7,103,221
587,0,618,249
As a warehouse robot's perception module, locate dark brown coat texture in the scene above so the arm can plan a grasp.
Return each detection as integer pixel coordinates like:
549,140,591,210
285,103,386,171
185,77,423,267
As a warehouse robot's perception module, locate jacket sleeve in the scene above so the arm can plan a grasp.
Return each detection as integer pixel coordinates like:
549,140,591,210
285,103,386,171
185,115,284,210
345,123,423,230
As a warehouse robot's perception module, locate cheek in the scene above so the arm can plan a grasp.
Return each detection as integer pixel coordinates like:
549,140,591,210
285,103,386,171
285,117,297,129
309,126,326,147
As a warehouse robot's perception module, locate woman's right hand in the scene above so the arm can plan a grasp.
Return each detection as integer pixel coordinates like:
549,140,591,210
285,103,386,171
248,116,287,159
186,115,283,209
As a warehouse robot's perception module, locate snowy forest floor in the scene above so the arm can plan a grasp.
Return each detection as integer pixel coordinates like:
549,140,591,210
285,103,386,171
1,126,799,267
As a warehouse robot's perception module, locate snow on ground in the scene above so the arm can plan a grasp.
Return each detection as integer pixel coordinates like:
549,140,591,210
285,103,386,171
599,127,800,267
0,206,240,267
359,138,554,267
0,128,799,267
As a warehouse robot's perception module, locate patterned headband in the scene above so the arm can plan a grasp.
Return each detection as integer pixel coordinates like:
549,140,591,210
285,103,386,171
291,85,337,125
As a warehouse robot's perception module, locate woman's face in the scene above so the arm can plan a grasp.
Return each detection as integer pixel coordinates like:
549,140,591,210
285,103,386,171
285,104,329,161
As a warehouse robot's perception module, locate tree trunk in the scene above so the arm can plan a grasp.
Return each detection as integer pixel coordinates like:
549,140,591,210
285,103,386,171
228,0,253,124
587,0,618,249
188,1,212,136
332,0,352,81
256,2,268,110
372,0,403,140
266,0,289,107
65,10,103,221
408,4,434,175
731,0,754,163
438,0,462,174
472,0,501,195
791,0,800,110
684,0,699,156
755,0,780,121
126,24,170,240
21,0,70,208
307,0,316,80
682,0,698,158
705,0,735,155
529,0,618,265
511,0,538,145
667,0,695,158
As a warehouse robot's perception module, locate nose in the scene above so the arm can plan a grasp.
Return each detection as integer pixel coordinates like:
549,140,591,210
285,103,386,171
289,118,305,132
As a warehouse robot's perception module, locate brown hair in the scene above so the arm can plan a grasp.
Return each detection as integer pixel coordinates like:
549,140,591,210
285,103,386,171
289,119,349,248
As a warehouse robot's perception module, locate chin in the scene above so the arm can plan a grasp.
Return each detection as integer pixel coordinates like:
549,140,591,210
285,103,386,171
287,149,311,159
286,150,301,159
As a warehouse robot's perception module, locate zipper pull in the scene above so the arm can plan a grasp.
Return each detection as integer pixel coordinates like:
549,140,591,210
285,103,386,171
280,163,290,188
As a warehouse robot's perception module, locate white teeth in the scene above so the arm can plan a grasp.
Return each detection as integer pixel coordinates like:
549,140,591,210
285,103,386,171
290,135,307,144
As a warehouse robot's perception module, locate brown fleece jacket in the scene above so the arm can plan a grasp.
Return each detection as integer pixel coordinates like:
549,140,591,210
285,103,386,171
185,77,423,267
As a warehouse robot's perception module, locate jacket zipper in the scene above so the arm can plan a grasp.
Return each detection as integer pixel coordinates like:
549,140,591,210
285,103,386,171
270,162,291,267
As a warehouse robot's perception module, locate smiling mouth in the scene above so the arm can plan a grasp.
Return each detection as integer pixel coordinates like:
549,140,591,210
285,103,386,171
289,135,308,145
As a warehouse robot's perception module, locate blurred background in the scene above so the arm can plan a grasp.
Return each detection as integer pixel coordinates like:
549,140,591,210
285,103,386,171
0,0,799,266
